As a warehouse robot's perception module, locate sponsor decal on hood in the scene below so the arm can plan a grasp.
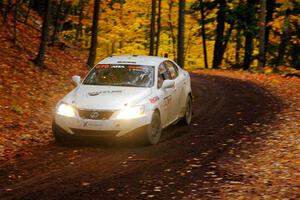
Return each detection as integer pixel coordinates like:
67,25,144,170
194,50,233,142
73,85,152,110
88,90,122,96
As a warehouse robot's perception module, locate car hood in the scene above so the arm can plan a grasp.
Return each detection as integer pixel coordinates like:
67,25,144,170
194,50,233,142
73,85,152,110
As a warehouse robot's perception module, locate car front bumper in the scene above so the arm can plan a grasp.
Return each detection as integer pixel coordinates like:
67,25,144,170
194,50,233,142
53,113,152,137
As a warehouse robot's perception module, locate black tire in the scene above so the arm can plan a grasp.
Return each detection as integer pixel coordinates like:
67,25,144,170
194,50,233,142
52,122,69,143
182,95,192,125
143,111,162,145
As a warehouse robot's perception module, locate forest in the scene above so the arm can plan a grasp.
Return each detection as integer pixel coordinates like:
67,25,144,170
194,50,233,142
0,0,299,199
0,0,299,72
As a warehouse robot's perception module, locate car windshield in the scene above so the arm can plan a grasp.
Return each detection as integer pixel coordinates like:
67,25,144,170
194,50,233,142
83,64,155,87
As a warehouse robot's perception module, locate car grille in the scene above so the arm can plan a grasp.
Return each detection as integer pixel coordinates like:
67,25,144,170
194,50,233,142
78,110,113,120
71,128,119,137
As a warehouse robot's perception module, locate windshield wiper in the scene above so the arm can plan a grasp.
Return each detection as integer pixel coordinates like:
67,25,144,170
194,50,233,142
118,83,138,87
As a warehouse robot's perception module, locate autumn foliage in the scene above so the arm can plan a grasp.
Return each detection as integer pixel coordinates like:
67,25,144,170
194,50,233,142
1,0,299,70
0,2,299,199
0,11,88,159
0,0,299,158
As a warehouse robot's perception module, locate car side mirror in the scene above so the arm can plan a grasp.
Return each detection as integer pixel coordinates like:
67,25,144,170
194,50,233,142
161,80,175,89
72,75,81,86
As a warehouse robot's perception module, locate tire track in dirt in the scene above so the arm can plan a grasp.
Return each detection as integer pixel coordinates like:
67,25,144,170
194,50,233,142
0,74,281,200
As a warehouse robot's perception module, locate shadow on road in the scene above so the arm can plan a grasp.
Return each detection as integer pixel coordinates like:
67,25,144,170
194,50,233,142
0,74,283,200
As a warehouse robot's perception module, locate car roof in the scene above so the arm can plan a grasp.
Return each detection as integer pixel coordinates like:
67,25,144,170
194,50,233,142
97,55,169,67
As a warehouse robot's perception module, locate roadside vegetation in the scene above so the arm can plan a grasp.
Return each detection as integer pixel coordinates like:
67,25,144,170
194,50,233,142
0,0,299,199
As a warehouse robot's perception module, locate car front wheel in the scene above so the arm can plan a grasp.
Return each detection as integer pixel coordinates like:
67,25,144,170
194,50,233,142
182,96,192,125
52,122,69,143
144,111,162,145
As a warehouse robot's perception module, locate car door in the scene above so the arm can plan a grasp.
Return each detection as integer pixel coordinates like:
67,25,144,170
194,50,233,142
164,61,184,121
157,63,174,127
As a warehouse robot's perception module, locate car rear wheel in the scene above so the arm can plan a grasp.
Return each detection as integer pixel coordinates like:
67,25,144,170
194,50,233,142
144,111,162,145
182,96,192,125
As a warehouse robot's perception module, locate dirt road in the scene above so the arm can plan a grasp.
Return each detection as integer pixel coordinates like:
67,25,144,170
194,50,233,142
0,74,280,200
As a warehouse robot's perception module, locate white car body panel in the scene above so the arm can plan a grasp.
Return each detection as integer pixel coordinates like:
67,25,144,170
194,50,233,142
74,85,152,110
53,56,192,138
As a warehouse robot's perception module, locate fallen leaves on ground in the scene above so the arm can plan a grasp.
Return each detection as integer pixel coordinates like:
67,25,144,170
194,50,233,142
0,16,299,200
0,16,88,161
180,69,300,199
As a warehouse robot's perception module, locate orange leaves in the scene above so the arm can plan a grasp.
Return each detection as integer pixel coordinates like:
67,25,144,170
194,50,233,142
0,17,88,161
193,70,300,200
10,104,23,115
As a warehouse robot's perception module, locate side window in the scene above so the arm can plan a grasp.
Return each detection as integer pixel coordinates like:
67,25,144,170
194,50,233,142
165,61,179,79
158,63,171,88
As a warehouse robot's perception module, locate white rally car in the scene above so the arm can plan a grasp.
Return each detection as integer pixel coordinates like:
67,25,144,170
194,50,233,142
52,55,192,144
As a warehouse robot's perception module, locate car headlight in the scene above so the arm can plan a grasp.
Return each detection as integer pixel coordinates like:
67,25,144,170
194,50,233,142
56,103,76,117
116,105,145,119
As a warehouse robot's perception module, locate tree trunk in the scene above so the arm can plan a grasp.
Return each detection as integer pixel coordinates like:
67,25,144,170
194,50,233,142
75,0,84,41
243,0,256,70
155,0,162,56
291,43,300,70
119,0,124,49
221,21,234,65
243,33,254,70
112,40,116,54
0,1,2,17
235,28,242,66
264,0,275,64
2,2,12,25
212,0,226,68
149,0,156,56
168,0,176,60
50,0,64,45
258,0,267,68
13,1,20,46
24,0,32,24
87,0,100,68
276,8,291,66
34,0,52,67
199,0,208,69
177,0,185,68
